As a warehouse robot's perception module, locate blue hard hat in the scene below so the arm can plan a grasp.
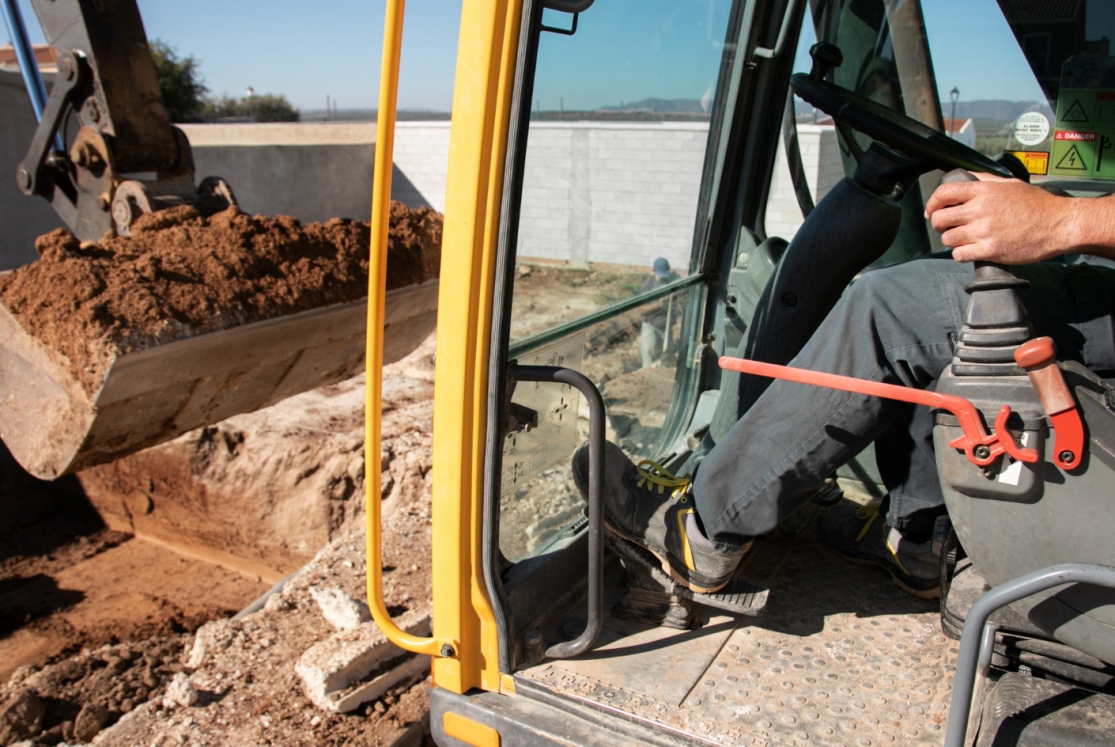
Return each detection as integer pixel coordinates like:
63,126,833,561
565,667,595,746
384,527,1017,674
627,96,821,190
653,258,670,277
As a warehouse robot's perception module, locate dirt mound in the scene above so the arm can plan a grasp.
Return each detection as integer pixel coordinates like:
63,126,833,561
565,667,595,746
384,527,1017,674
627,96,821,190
1,635,190,745
0,201,441,395
2,430,437,747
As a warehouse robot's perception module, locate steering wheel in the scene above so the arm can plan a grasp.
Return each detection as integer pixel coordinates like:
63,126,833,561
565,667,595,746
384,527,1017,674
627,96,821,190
791,43,1013,179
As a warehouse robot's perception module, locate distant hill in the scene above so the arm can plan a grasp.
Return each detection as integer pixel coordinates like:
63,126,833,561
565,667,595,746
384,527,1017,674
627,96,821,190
794,96,1053,125
598,97,707,113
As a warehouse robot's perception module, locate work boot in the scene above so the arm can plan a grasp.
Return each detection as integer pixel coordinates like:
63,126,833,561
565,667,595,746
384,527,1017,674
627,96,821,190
817,503,941,599
571,441,749,593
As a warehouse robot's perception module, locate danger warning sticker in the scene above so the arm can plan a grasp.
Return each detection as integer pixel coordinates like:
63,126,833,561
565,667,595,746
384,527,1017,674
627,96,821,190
1052,57,1115,178
1055,131,1097,141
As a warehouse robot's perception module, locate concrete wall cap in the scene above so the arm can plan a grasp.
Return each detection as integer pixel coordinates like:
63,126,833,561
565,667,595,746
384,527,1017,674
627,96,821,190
526,120,712,131
179,122,377,146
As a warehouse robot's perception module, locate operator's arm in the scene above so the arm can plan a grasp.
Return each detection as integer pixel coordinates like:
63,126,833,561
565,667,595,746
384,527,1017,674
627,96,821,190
925,174,1115,263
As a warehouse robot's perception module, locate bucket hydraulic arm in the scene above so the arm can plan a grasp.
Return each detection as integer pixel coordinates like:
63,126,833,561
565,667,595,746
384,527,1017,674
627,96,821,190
10,0,235,241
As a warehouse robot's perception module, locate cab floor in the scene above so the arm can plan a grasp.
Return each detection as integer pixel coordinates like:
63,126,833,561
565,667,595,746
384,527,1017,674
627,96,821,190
518,516,957,746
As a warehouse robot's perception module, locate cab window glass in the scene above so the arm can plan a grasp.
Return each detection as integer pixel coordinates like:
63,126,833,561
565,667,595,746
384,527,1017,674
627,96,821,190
510,0,730,342
500,0,732,564
999,0,1115,104
764,0,1053,250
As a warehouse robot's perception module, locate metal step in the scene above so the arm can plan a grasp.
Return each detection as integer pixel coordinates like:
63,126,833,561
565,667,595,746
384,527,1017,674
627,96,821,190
677,575,768,617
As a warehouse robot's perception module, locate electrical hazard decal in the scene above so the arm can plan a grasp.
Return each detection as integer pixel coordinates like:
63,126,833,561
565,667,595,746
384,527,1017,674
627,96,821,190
1051,57,1115,178
1055,142,1090,171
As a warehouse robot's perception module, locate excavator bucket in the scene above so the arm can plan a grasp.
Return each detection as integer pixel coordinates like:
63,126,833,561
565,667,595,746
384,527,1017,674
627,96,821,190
0,279,438,479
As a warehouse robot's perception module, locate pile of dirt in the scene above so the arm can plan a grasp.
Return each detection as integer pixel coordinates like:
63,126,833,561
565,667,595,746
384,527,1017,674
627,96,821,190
0,635,190,745
0,201,441,395
5,442,437,747
0,335,439,746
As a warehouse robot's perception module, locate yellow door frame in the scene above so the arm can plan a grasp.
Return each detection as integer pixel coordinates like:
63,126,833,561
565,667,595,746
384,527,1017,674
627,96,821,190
365,0,524,696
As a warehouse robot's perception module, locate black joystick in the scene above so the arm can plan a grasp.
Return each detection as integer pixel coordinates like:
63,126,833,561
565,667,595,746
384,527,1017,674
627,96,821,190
808,43,843,82
939,170,1033,376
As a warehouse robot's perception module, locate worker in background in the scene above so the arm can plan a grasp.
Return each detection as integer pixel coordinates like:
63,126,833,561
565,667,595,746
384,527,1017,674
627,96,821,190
640,258,679,368
575,174,1115,597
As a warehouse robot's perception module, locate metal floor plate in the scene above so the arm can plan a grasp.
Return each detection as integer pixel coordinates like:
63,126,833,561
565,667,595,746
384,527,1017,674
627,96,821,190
518,528,959,746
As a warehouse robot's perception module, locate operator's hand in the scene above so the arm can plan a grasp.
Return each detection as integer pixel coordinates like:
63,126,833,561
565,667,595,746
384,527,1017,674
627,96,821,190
925,173,1078,264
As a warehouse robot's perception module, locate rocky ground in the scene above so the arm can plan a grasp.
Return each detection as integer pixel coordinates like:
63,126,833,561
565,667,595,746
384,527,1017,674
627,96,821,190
0,335,438,747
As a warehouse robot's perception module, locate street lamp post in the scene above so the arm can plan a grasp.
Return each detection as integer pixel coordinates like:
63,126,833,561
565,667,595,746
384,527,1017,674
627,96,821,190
246,87,255,123
949,87,960,138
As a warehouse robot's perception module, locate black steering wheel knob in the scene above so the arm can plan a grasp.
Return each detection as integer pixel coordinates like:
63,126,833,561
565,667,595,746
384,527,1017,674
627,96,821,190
809,43,843,82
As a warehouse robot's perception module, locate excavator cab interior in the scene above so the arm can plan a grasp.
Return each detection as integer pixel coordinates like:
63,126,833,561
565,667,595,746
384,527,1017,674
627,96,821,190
428,0,1115,745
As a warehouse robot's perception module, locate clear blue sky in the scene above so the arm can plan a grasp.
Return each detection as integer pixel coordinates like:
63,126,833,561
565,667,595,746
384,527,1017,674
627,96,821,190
1,0,462,111
789,0,1049,108
531,0,731,112
3,0,1105,112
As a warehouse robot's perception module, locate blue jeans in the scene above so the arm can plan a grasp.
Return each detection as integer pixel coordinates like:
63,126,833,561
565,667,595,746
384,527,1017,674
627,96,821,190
692,255,1115,544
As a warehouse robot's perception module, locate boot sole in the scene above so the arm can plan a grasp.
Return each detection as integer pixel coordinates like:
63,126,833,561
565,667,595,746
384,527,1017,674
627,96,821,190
826,547,941,600
604,521,732,595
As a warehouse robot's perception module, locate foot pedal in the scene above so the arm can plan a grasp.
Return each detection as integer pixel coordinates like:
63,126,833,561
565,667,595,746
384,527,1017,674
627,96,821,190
677,576,768,617
607,534,767,627
811,479,844,507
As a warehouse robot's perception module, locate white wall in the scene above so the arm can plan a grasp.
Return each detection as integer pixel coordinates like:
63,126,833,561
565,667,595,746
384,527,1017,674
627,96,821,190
180,122,453,219
2,113,846,273
517,122,710,270
947,119,976,150
763,125,844,241
391,122,452,212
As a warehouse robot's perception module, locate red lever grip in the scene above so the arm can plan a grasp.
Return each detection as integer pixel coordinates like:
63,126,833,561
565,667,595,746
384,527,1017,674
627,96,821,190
1013,338,1083,470
1014,338,1075,415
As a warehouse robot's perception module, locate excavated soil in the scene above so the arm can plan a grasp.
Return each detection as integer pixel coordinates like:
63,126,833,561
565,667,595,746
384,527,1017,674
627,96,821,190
0,337,438,746
0,201,441,395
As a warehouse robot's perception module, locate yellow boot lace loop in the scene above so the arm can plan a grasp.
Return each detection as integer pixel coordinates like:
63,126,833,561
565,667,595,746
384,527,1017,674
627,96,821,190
635,459,692,500
854,502,913,575
855,503,881,542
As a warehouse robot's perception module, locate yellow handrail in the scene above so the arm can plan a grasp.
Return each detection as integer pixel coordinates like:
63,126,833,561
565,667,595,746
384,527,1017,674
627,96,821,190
365,0,449,658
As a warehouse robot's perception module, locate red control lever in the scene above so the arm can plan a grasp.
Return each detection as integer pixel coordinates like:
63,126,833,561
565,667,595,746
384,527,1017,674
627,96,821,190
1014,338,1083,470
718,356,1038,468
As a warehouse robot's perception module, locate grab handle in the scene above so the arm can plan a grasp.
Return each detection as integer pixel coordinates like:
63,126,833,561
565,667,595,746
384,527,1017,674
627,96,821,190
364,0,448,659
510,365,605,659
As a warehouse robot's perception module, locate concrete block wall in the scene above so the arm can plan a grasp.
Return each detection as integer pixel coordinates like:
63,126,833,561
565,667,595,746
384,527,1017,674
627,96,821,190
763,124,844,241
518,122,710,271
391,123,452,212
181,123,377,223
180,122,453,220
2,94,844,274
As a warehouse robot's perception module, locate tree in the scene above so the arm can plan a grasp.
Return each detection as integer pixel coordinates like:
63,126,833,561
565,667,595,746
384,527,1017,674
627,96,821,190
149,40,208,123
200,93,300,123
252,94,300,122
